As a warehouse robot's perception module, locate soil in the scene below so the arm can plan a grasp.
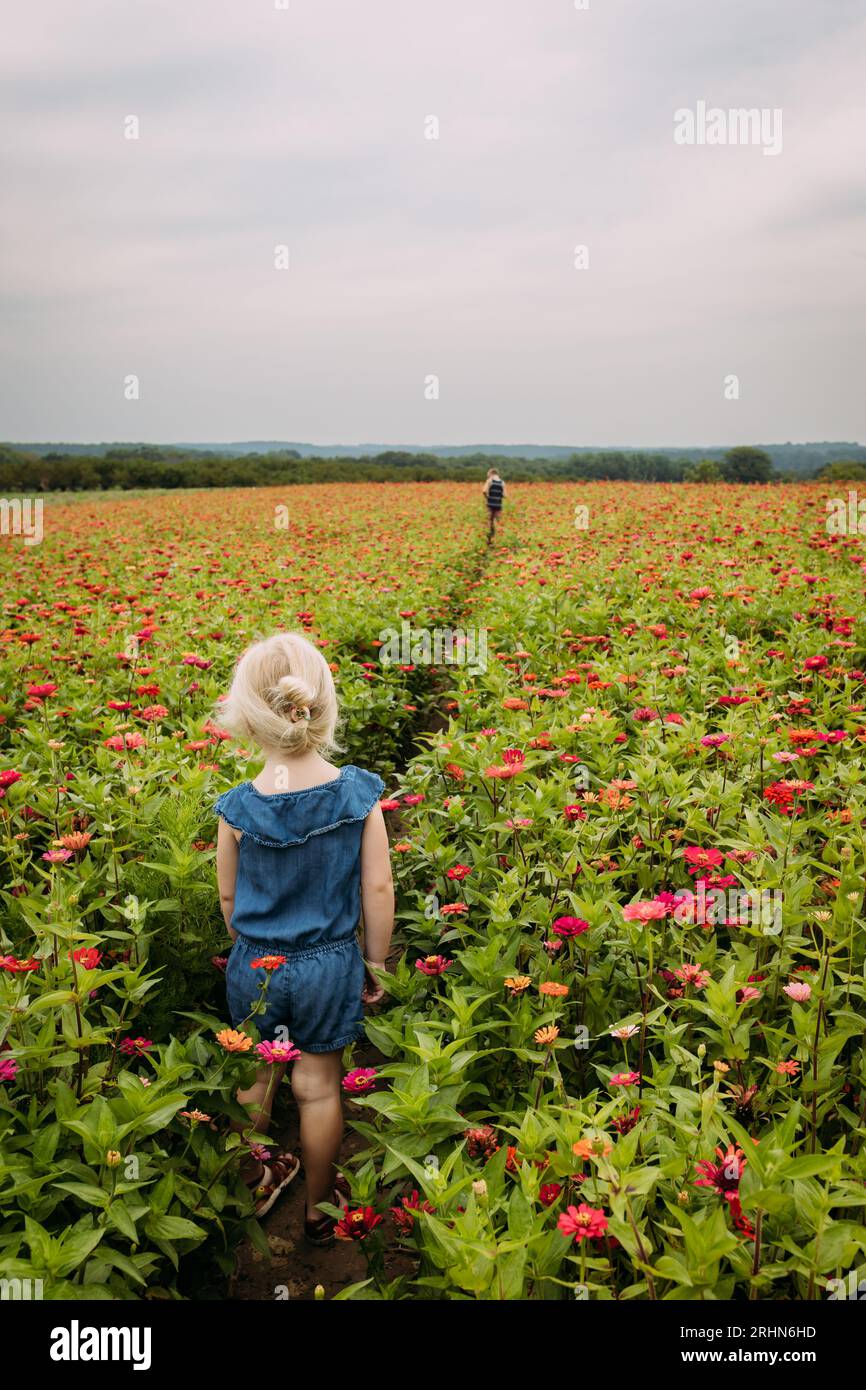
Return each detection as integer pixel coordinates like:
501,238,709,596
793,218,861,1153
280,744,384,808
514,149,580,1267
230,1045,418,1301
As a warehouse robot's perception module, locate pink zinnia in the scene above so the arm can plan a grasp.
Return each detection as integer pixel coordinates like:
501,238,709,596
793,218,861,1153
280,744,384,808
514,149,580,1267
415,954,451,976
623,900,667,922
783,981,812,1002
342,1067,377,1093
674,964,711,989
682,846,725,874
610,1071,640,1087
552,916,590,938
256,1039,300,1064
0,1058,18,1083
502,748,525,767
557,1203,609,1242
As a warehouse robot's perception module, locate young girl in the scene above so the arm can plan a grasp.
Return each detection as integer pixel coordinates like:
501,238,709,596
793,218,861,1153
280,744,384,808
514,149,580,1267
214,631,394,1244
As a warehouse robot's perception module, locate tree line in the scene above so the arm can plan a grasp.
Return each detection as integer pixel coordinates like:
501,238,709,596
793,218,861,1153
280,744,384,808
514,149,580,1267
1,443,864,493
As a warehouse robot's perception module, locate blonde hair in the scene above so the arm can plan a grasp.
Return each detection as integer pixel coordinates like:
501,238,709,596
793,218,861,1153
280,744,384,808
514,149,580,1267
219,631,340,756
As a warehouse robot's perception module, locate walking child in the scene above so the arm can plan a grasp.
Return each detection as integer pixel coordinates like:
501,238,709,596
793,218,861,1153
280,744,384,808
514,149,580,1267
215,631,394,1242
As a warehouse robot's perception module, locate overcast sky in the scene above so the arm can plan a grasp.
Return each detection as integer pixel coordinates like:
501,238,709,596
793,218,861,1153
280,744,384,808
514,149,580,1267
1,0,864,448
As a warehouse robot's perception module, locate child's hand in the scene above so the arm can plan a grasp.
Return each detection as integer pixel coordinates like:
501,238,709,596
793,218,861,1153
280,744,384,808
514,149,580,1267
362,960,387,1004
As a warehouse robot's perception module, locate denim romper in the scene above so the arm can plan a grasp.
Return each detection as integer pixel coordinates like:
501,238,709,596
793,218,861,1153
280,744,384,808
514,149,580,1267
215,765,384,1053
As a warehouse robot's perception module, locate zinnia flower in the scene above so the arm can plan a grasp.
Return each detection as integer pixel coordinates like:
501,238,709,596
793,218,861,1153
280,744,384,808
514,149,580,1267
342,1067,378,1093
334,1207,383,1241
557,1203,609,1242
694,1144,746,1196
783,981,812,1002
256,1039,301,1064
416,954,451,976
464,1125,499,1158
215,1028,253,1053
674,963,711,989
539,1182,562,1206
534,1025,560,1046
391,1190,435,1233
623,900,667,922
69,947,102,970
552,916,589,937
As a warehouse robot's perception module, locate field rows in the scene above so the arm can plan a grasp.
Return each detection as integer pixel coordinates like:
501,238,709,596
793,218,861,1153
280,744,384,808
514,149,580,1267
2,483,866,1299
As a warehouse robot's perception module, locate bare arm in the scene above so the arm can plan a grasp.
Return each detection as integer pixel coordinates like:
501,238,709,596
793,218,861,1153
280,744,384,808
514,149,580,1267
216,818,240,940
360,804,394,1002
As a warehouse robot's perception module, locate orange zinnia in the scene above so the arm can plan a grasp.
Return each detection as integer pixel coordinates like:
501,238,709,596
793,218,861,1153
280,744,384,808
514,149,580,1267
539,981,569,997
504,975,532,995
534,1025,560,1046
573,1136,613,1160
215,1028,253,1053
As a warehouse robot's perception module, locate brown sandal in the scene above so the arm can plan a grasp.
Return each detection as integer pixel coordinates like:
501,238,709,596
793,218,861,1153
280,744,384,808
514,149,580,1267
252,1151,300,1218
304,1172,351,1247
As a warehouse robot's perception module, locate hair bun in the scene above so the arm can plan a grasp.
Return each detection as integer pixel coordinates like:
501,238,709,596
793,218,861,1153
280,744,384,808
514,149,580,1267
270,674,316,721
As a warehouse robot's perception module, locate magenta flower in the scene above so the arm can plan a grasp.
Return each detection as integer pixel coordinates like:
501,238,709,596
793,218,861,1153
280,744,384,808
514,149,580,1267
256,1040,301,1064
0,1058,19,1083
343,1067,378,1094
119,1036,153,1056
610,1071,641,1087
416,954,452,976
552,916,590,938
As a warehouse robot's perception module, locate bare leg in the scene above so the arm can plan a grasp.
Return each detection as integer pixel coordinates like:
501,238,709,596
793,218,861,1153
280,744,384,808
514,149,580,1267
235,1062,286,1183
291,1050,344,1220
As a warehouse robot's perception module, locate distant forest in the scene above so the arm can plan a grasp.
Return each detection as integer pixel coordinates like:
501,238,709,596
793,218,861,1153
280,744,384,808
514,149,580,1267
2,441,865,491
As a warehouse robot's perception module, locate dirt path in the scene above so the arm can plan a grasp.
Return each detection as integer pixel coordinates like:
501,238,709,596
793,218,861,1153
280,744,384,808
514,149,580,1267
230,1046,417,1301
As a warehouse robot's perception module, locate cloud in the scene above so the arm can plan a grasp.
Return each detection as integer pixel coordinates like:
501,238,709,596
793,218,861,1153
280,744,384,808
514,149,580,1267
0,0,863,445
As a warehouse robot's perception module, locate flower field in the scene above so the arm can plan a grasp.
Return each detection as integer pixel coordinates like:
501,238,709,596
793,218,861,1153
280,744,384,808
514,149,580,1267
2,480,866,1302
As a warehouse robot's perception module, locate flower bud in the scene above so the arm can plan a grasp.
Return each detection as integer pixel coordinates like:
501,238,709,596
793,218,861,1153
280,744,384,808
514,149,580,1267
105,1150,122,1168
314,1284,325,1301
